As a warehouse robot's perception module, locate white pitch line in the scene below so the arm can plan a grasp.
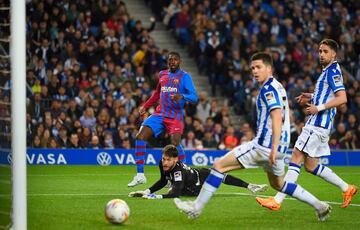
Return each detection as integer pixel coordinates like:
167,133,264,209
23,172,360,177
9,192,358,208
217,192,360,207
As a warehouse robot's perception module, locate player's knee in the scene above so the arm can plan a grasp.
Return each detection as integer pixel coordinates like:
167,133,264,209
304,163,316,173
135,132,146,141
290,149,304,164
212,159,223,171
270,180,283,191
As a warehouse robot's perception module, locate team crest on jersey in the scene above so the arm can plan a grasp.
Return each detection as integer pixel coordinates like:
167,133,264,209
174,171,182,181
173,79,179,84
265,91,276,104
332,75,342,86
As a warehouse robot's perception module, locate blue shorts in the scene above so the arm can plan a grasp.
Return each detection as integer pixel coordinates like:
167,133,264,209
142,114,184,138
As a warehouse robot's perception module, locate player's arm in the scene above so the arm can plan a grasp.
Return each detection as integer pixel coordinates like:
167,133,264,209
179,74,198,103
148,163,168,193
263,87,282,165
270,108,282,165
306,71,347,115
296,92,313,105
161,180,185,198
145,170,185,199
129,163,167,198
142,82,161,109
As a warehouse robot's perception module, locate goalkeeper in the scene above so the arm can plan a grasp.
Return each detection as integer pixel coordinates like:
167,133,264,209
129,144,268,199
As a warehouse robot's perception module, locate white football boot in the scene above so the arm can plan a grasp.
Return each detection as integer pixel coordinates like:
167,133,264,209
127,174,147,187
247,184,269,193
316,202,332,221
174,198,202,219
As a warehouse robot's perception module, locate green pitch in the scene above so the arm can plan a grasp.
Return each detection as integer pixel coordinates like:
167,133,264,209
1,165,360,229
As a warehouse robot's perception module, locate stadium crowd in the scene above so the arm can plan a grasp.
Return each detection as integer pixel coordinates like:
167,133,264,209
1,0,359,150
149,0,360,149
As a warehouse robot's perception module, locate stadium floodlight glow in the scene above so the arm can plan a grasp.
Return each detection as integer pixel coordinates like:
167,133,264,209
10,0,27,229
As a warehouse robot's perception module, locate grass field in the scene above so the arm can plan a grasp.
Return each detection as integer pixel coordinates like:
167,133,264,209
1,165,360,229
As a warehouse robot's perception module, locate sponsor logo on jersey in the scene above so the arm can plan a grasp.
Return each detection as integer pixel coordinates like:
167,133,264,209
174,171,182,181
161,86,178,93
332,75,342,86
265,91,276,104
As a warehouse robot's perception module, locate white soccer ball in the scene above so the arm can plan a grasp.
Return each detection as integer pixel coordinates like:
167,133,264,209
105,199,130,224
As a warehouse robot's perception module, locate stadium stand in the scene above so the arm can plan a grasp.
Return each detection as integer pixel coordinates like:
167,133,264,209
3,0,359,150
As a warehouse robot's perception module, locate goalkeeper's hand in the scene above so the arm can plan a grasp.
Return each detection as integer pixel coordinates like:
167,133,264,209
128,189,150,197
142,193,163,199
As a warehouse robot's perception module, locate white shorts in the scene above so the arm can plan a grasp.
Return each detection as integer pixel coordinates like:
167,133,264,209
294,125,330,157
232,141,285,177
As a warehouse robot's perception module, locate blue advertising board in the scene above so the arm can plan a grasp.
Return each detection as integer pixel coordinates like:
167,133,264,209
0,148,359,166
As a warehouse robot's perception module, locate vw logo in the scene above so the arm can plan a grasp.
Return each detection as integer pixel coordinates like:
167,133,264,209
192,152,208,166
96,152,112,166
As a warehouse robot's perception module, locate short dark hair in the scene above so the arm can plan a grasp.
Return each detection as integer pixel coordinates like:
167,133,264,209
168,51,181,59
251,52,273,67
162,144,178,158
320,39,339,52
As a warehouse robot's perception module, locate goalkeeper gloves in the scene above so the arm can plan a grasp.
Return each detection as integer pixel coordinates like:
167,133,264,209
142,193,163,199
128,189,150,197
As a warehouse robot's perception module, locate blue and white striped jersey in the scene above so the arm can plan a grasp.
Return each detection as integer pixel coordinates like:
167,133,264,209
306,62,345,130
255,77,290,154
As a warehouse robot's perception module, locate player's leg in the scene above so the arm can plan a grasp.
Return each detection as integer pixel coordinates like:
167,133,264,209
303,155,357,208
166,117,186,162
127,126,153,187
257,126,317,208
257,147,305,209
170,133,186,163
300,127,357,208
128,115,164,187
221,170,268,193
174,145,245,218
195,151,242,208
266,172,331,221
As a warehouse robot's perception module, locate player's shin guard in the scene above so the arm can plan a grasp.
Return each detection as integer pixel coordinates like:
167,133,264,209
281,181,323,210
312,165,348,192
135,140,147,174
194,168,224,210
274,162,301,203
177,145,186,163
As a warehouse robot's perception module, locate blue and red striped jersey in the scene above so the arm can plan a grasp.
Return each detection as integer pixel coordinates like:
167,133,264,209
143,69,198,120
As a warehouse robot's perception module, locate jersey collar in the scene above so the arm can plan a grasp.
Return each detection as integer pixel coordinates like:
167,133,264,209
322,61,337,72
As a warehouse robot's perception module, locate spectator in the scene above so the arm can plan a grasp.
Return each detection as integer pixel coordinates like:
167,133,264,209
202,130,217,149
196,91,211,124
32,135,41,148
57,126,70,148
224,126,239,150
69,133,81,148
90,135,101,149
80,107,96,130
181,131,201,150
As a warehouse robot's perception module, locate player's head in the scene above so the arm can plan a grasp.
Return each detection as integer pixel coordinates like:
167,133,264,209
167,51,181,73
319,39,338,67
162,144,179,172
250,52,273,84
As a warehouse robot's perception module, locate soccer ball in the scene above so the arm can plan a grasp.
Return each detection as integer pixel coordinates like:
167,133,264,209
105,199,130,224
